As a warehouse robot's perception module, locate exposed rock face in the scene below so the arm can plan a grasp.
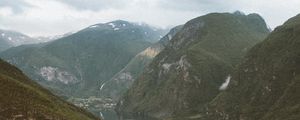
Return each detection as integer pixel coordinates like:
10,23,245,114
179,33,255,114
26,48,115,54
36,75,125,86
99,25,183,101
117,12,270,118
39,66,78,84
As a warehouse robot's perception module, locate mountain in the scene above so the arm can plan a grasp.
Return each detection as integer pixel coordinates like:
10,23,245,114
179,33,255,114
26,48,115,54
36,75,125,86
99,25,183,100
190,14,300,120
33,32,76,43
0,20,167,99
0,59,99,120
0,29,36,52
116,12,270,118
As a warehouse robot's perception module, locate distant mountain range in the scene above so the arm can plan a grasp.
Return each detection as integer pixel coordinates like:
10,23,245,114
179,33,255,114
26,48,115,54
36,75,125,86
0,29,36,52
0,20,168,99
33,32,75,43
1,11,299,120
0,29,74,52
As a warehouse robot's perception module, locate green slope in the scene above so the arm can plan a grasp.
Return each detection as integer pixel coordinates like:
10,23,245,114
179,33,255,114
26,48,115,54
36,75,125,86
117,12,270,118
99,25,183,101
194,14,300,120
0,59,99,120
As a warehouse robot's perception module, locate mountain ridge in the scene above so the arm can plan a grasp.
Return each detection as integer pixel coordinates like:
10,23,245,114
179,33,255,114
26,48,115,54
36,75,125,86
116,12,270,118
0,29,37,52
194,13,300,120
99,25,183,101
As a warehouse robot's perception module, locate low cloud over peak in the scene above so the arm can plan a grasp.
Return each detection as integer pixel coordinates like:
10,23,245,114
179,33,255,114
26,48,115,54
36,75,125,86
0,0,32,13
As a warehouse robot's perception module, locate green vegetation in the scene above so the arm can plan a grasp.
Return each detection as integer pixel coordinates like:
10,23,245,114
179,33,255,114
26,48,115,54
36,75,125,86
2,11,299,120
117,12,270,118
100,25,183,101
0,20,167,98
195,14,300,120
0,59,99,119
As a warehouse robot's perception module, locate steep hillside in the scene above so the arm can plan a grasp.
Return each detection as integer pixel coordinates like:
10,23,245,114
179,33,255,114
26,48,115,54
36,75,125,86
99,25,183,100
192,14,300,120
0,20,167,98
0,59,99,120
0,29,36,52
117,12,270,118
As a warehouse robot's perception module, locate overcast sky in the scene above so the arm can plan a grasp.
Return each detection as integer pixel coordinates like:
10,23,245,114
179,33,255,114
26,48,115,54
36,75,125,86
0,0,300,37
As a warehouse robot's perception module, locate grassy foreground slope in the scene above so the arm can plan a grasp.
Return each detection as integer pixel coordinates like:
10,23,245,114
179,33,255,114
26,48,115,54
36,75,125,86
0,59,100,120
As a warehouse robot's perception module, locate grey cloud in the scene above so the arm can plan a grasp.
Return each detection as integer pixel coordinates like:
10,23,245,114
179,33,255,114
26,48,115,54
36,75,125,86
0,0,32,13
159,0,229,12
1,0,299,36
55,0,226,12
55,0,128,11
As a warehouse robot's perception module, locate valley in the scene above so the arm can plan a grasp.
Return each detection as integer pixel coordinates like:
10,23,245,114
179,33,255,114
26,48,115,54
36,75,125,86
1,1,300,120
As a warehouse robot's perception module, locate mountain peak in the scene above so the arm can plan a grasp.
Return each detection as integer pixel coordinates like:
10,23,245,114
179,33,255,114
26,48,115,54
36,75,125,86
87,20,135,30
199,14,300,120
0,29,37,52
117,12,270,118
108,20,131,25
284,14,300,26
233,10,246,15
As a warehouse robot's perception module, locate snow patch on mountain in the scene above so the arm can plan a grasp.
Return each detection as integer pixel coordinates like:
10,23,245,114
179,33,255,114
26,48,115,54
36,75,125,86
114,28,120,31
0,30,37,47
34,32,75,43
89,25,98,28
108,23,116,28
